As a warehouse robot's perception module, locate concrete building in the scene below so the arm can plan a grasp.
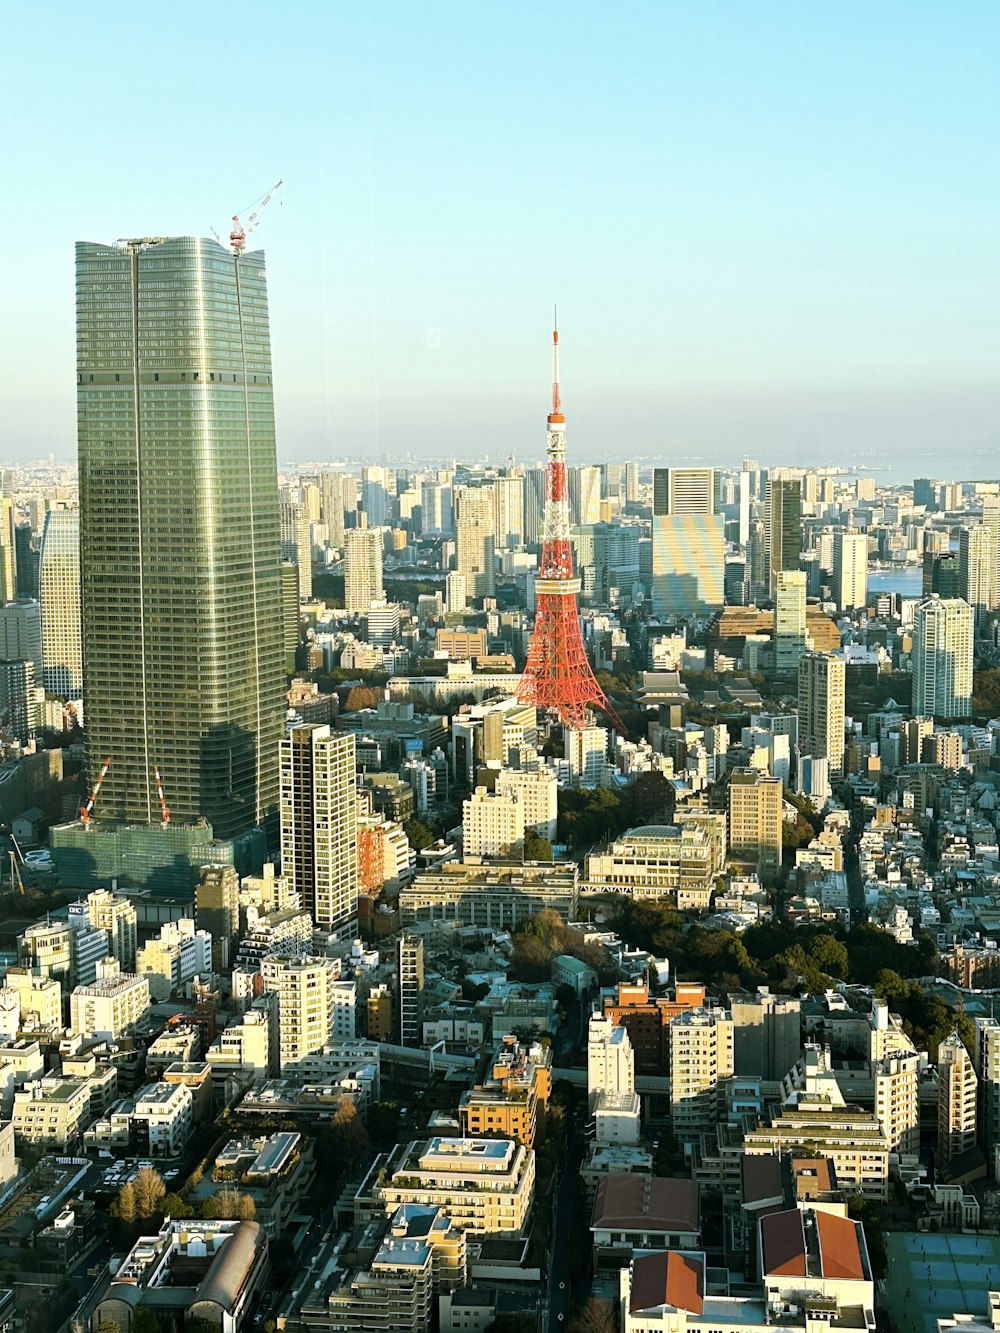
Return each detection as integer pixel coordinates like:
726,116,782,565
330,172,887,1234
730,989,800,1083
400,858,578,931
766,472,802,595
494,764,558,843
135,919,212,1001
670,1007,735,1139
833,530,868,613
261,955,342,1071
938,1032,978,1171
280,724,358,937
12,1076,93,1147
873,1053,920,1156
583,816,727,909
651,467,725,617
344,526,385,613
974,1017,1000,1171
462,786,524,858
80,887,138,970
397,936,425,1048
587,1014,635,1113
797,653,846,782
774,571,808,678
591,1176,700,1272
458,1036,552,1149
371,1137,535,1237
196,863,241,971
564,725,608,787
70,966,150,1041
454,485,496,600
728,768,783,878
912,596,974,719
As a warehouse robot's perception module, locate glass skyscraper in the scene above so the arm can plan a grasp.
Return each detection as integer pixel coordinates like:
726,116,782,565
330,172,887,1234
76,236,284,839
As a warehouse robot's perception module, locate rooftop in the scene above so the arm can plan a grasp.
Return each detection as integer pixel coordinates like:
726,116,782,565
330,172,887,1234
594,1176,700,1234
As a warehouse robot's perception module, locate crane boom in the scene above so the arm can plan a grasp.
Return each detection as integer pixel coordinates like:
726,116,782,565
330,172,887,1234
229,179,283,256
80,757,112,828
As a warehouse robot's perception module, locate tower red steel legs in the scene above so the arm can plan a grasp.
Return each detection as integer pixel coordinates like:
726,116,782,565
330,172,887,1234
517,325,625,734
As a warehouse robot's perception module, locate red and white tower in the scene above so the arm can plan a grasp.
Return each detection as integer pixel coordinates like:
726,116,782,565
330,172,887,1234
517,325,625,733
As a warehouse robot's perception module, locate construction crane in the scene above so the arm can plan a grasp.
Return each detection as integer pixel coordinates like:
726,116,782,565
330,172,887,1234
229,179,283,257
153,766,170,827
7,851,23,896
80,757,112,829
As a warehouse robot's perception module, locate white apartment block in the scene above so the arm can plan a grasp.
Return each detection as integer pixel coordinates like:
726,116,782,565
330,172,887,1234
669,1007,735,1140
13,1076,93,1146
136,919,212,1002
494,765,558,842
587,1015,635,1113
373,1137,534,1237
261,954,341,1071
462,787,524,858
70,968,150,1042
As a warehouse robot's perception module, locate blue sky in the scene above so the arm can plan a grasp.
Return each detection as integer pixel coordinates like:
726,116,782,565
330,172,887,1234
4,1,1000,475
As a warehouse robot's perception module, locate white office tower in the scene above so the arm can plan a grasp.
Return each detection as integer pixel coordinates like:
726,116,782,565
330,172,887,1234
454,485,496,600
959,523,995,623
570,466,603,527
587,1014,635,1112
912,595,974,719
280,497,313,599
38,508,82,696
774,570,808,678
565,725,608,787
445,571,467,614
651,467,725,617
798,652,846,780
495,765,558,842
421,480,454,536
364,601,400,647
669,1007,735,1140
494,473,524,549
797,754,830,802
833,530,868,613
320,470,346,549
0,600,42,675
344,527,385,613
361,465,390,527
261,954,341,1071
625,462,639,504
280,725,358,937
463,786,525,858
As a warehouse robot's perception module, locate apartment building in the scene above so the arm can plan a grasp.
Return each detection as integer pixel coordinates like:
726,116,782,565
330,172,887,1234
370,1138,535,1237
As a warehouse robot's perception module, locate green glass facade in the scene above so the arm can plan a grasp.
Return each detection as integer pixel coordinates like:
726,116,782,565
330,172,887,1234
76,236,284,840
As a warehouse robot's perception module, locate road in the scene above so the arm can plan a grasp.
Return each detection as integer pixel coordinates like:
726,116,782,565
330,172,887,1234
546,1110,586,1332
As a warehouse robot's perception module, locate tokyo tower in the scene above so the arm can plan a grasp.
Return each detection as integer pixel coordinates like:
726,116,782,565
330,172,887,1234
517,324,625,733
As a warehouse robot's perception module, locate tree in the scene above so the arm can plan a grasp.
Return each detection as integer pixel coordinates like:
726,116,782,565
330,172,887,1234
131,1312,162,1333
207,1187,256,1221
133,1166,166,1221
115,1179,137,1226
485,1316,538,1333
404,817,435,851
570,1299,618,1333
98,1322,121,1333
523,830,553,862
316,1099,371,1179
161,1191,193,1219
806,934,849,979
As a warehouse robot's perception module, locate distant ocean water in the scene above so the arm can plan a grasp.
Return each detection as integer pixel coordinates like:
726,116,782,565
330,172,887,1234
868,567,923,598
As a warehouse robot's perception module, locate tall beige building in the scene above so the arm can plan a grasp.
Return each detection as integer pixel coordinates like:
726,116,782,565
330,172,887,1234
833,530,868,613
38,507,82,696
874,1053,920,1156
462,787,524,858
344,527,384,614
798,652,846,779
774,570,808,678
261,954,340,1070
493,473,524,549
938,1032,977,1169
454,486,495,599
279,725,358,936
728,767,782,877
912,595,974,719
669,1007,734,1140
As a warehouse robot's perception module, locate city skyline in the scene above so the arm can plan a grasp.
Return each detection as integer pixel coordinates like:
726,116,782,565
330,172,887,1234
4,3,1000,474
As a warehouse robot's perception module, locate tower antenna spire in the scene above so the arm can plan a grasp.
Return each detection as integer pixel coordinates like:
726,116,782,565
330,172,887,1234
551,306,561,417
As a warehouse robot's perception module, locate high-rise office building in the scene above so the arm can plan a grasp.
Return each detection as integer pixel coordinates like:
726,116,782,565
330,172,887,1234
569,465,602,527
524,468,547,547
912,595,974,719
0,601,42,677
75,236,284,837
959,524,995,625
361,466,390,528
493,473,524,549
766,473,802,595
774,570,808,678
832,530,868,613
279,725,358,937
15,526,38,601
319,470,346,550
798,652,846,779
0,493,16,605
280,496,312,599
651,467,725,617
454,485,495,600
728,767,782,878
397,935,425,1047
625,462,639,504
0,660,35,743
730,988,800,1082
344,527,385,613
38,509,82,697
